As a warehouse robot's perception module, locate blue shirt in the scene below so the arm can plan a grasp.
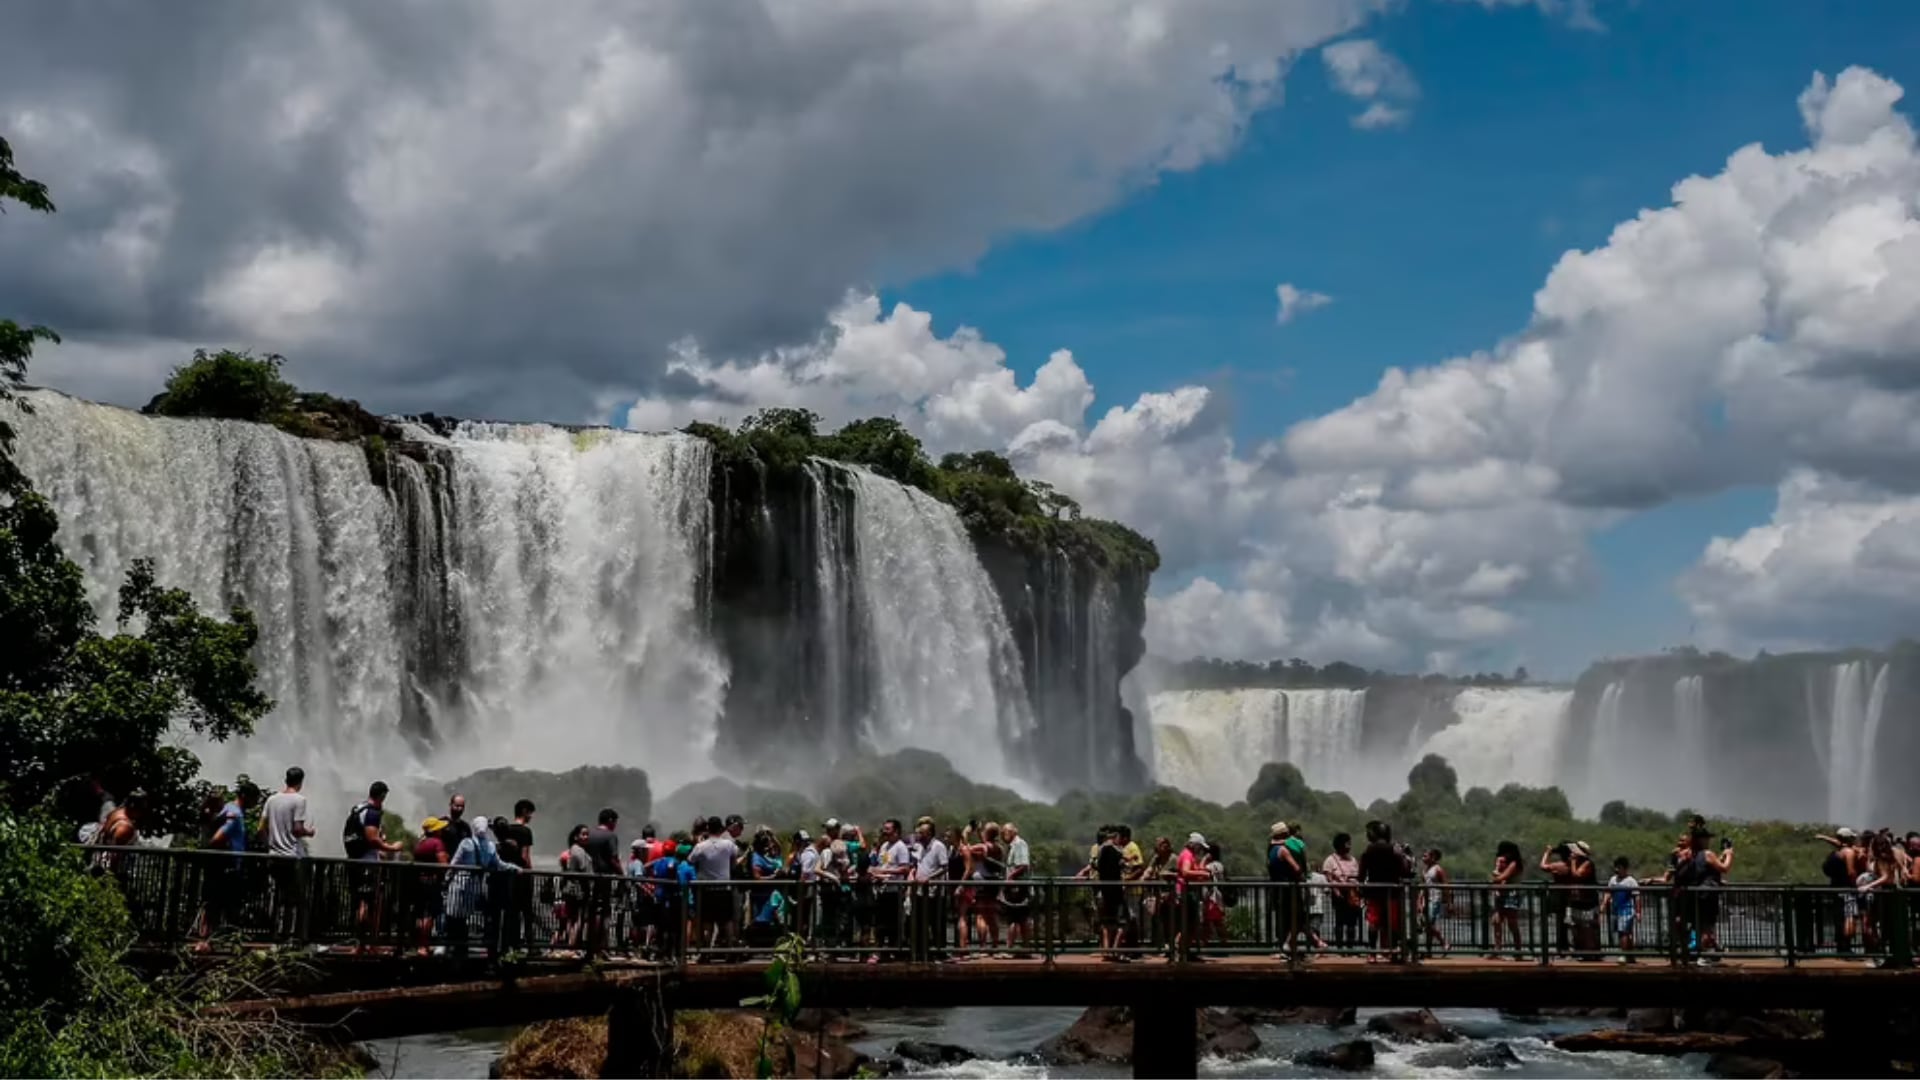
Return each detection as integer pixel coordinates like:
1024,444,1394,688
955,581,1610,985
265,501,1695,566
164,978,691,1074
216,801,246,853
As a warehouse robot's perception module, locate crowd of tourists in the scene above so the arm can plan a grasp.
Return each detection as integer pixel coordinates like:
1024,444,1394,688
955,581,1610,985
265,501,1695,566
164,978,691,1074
80,767,1920,967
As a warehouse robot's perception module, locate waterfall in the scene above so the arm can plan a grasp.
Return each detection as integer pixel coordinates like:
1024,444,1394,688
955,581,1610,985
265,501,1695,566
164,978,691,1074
1674,675,1707,767
1821,660,1889,825
1147,688,1368,800
804,461,855,747
11,391,411,801
1416,688,1571,795
839,465,1034,786
11,392,724,804
422,421,724,782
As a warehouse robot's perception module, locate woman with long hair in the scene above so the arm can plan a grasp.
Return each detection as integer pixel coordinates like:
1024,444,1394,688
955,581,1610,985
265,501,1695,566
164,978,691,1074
1491,840,1525,959
553,824,591,952
944,825,975,957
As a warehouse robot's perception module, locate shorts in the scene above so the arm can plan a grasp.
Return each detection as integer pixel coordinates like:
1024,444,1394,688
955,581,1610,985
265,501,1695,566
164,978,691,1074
1566,906,1597,928
1614,913,1636,937
1098,887,1125,927
1495,890,1521,912
350,860,383,900
698,887,736,925
1424,900,1444,925
414,879,445,919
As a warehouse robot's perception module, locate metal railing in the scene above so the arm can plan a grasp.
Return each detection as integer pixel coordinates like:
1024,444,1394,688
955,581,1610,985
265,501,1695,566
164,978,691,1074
83,847,1916,968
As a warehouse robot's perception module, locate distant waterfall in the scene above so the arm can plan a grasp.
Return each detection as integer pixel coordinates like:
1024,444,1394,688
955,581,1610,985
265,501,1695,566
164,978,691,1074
840,465,1035,785
1148,688,1367,800
1674,675,1707,768
1415,688,1571,794
1820,660,1890,825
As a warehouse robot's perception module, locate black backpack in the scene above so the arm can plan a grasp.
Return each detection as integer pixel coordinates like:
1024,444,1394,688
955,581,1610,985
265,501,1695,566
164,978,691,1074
342,802,372,858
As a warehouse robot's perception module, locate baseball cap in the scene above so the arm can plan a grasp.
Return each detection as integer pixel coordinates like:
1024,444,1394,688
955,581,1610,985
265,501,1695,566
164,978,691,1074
796,829,812,843
1270,822,1290,839
823,817,841,830
1838,827,1859,840
421,816,447,833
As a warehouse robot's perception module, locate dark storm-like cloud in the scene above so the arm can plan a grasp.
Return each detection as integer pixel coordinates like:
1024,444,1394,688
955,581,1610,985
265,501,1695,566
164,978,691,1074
0,1,1380,419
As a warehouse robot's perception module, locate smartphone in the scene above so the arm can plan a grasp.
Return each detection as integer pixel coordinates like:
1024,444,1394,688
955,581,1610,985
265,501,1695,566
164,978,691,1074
1720,838,1733,851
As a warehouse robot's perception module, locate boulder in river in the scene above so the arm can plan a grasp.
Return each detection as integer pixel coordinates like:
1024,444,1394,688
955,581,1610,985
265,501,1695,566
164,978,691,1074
1231,1005,1358,1027
1705,1053,1790,1079
1627,1008,1676,1033
1036,1006,1261,1065
1414,1041,1522,1069
1365,1009,1460,1043
893,1040,975,1067
1291,1039,1377,1071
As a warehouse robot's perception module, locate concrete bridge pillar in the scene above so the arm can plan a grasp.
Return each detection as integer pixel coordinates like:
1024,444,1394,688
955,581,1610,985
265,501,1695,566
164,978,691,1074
602,984,672,1079
1129,1001,1197,1079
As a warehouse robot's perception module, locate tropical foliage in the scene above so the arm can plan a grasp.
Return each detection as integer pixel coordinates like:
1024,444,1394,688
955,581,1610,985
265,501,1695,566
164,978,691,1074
689,407,1159,573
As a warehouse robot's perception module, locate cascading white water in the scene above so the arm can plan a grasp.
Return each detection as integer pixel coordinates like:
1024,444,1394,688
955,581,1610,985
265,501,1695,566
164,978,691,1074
839,465,1034,786
1415,687,1572,795
1674,675,1707,769
1147,688,1367,800
804,461,853,743
1820,660,1889,825
11,391,410,801
425,421,725,782
11,392,725,808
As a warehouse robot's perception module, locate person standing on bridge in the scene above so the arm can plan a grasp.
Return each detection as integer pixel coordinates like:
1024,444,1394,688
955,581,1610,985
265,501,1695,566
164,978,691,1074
1817,828,1867,954
691,815,739,953
345,781,403,954
1358,821,1407,963
1490,840,1525,960
263,767,314,937
443,793,472,849
500,799,536,952
411,816,451,957
584,808,622,953
1322,833,1362,951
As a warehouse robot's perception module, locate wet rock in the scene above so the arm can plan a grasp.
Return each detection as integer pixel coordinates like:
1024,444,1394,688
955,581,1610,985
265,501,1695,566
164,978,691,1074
1232,1005,1357,1027
1291,1039,1377,1071
1036,1006,1261,1065
1197,1009,1262,1059
1037,1006,1133,1065
1627,1008,1676,1033
893,1040,976,1067
1365,1009,1460,1043
1706,1053,1790,1079
1414,1041,1522,1069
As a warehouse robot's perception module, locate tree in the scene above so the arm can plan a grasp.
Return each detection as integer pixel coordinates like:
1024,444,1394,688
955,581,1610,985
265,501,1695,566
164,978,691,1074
143,348,298,424
0,137,58,495
1513,665,1530,684
0,136,273,835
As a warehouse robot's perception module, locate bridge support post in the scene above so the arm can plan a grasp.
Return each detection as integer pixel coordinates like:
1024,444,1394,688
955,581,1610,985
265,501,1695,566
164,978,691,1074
602,984,672,1079
1129,1002,1197,1079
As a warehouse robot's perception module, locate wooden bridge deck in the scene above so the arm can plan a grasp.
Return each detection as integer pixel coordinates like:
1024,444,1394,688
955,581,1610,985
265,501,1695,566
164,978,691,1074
210,953,1920,1041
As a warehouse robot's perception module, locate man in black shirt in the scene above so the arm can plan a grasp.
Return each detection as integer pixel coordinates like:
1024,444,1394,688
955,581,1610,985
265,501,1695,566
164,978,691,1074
499,799,537,949
582,808,621,950
443,793,473,848
1357,821,1407,961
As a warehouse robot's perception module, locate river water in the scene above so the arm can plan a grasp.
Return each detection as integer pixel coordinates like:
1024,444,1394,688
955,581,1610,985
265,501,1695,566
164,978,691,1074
367,1007,1708,1078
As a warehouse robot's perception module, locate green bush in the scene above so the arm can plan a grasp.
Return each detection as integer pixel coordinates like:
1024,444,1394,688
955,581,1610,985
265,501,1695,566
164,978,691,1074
0,810,360,1078
145,349,299,424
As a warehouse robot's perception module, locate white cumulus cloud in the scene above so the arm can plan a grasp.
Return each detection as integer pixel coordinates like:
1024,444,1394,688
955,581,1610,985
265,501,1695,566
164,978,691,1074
1276,282,1334,324
1321,38,1419,129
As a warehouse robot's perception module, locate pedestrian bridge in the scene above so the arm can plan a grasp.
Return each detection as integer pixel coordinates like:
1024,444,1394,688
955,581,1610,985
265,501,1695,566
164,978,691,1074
97,846,1918,1077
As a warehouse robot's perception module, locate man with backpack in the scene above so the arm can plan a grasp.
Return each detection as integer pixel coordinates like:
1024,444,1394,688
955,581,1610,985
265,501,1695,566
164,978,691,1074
344,780,403,951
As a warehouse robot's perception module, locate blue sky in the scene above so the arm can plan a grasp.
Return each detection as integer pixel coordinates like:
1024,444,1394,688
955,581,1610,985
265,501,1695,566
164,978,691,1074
883,0,1920,676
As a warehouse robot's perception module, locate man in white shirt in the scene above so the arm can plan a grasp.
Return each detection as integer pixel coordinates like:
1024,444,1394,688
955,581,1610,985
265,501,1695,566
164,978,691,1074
263,766,314,857
871,819,915,960
914,819,949,882
689,816,739,949
261,766,315,936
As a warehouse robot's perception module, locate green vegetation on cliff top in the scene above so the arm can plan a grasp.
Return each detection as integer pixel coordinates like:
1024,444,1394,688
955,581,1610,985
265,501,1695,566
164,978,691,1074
688,407,1159,573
